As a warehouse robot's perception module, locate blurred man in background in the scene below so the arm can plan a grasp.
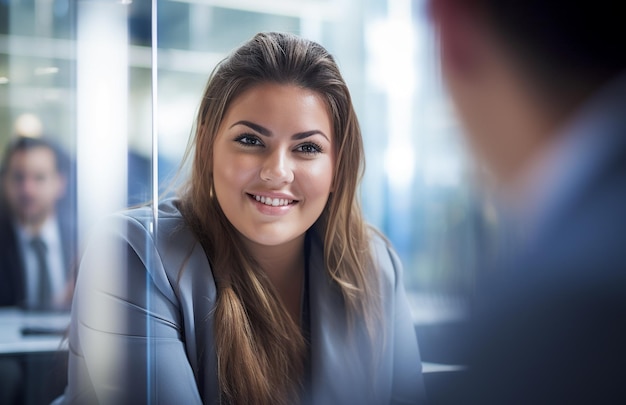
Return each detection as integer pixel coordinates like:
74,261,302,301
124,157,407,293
428,0,626,403
0,136,75,310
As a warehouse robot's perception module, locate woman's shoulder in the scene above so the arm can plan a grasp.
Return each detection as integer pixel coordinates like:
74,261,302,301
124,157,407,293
113,198,186,231
94,198,214,303
101,198,192,246
96,198,203,274
309,224,402,287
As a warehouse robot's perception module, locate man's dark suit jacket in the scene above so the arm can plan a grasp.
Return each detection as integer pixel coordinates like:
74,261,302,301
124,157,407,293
453,79,626,404
0,208,76,308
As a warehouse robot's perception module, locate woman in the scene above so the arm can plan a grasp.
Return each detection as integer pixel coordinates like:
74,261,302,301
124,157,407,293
58,32,425,404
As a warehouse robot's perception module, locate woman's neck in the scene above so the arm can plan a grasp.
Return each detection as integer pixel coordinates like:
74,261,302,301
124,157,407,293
242,234,306,324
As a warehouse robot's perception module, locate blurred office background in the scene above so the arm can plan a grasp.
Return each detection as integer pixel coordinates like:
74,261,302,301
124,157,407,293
1,0,490,401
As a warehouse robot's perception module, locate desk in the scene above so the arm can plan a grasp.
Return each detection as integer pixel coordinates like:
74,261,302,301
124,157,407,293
422,362,465,373
0,308,69,355
0,309,70,404
1,308,464,404
1,308,464,367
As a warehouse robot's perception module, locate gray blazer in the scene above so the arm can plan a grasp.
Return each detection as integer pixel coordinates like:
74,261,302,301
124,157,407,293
57,199,425,404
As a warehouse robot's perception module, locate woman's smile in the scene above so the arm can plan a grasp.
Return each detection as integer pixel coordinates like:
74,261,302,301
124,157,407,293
247,192,299,215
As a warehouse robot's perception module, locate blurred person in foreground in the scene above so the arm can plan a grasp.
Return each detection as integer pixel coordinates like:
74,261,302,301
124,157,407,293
55,32,425,404
428,0,626,403
0,136,75,310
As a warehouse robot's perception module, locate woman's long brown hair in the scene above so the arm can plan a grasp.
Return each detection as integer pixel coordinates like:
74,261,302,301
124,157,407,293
179,32,381,405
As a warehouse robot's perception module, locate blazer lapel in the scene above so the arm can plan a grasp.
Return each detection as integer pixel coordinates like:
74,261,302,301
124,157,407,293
307,231,379,405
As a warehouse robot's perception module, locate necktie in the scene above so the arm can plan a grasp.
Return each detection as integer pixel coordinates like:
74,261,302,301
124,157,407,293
30,237,52,310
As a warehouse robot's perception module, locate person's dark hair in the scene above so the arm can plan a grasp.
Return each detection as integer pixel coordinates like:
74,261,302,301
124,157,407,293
179,32,381,405
0,136,68,178
472,0,626,95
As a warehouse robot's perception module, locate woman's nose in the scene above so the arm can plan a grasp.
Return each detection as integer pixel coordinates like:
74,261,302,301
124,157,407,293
260,149,294,184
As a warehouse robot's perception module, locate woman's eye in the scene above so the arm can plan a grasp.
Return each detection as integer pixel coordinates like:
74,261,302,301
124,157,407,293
234,134,263,147
295,143,323,155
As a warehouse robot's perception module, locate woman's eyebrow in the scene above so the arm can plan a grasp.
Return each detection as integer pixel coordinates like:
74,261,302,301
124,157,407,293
230,120,271,136
230,120,329,142
292,130,329,142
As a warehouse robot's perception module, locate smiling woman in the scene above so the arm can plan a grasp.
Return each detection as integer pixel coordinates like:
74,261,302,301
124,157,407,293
55,32,426,405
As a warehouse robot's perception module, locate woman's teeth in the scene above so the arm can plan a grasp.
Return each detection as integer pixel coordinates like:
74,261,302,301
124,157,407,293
253,195,294,207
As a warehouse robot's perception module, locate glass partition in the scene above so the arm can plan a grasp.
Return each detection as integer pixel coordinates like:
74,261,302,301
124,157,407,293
0,0,488,401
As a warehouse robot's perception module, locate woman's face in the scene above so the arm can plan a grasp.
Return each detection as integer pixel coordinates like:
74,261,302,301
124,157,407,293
212,83,335,249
